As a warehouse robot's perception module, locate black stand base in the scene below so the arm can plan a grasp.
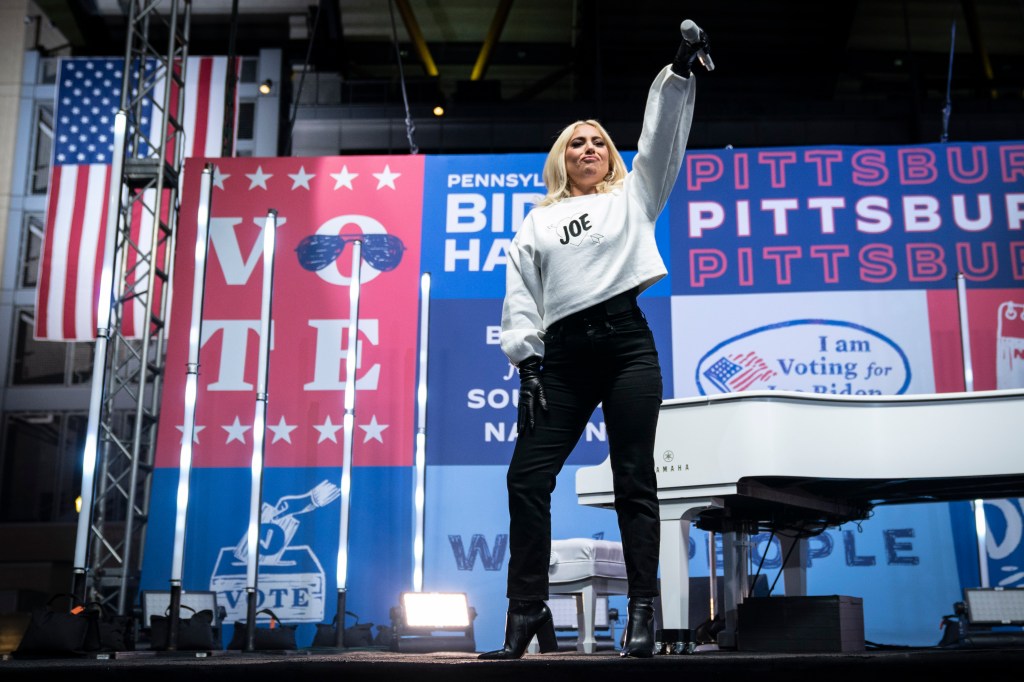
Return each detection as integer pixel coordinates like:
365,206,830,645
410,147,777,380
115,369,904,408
656,628,696,655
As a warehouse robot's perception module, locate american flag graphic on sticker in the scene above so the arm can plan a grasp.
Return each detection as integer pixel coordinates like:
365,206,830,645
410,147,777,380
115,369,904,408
703,351,777,393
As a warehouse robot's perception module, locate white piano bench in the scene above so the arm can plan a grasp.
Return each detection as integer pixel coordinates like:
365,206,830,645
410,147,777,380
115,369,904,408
528,538,628,654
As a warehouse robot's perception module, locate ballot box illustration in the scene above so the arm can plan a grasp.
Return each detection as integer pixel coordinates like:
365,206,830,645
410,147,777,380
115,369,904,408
209,480,339,622
210,543,327,623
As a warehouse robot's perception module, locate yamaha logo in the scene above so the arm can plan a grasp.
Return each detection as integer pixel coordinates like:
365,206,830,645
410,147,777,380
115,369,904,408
662,450,674,463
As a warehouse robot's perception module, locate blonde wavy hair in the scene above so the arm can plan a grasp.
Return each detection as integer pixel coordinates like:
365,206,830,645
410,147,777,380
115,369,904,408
536,119,628,207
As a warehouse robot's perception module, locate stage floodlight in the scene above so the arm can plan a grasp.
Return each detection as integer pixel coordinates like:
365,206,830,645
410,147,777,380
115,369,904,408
390,592,476,653
403,592,470,628
964,587,1024,625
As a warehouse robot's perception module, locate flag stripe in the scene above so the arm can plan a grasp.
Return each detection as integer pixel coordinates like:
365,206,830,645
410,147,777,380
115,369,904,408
72,166,107,338
38,166,74,339
187,58,212,157
69,165,99,337
60,168,86,338
207,57,230,156
59,170,84,338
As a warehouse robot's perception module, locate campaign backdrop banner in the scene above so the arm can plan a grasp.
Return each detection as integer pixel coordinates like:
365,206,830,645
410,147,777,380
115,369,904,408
142,140,1024,649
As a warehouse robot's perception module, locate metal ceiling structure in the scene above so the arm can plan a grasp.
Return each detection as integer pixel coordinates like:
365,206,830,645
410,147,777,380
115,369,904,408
29,1,1024,151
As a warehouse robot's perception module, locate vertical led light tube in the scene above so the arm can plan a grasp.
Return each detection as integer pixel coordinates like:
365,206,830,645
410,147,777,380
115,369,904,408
956,273,974,392
957,273,988,586
170,163,215,584
246,210,278,593
72,110,128,592
412,273,431,592
337,241,362,595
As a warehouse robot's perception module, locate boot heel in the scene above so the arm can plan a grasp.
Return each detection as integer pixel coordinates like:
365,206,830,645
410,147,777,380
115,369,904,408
535,616,558,653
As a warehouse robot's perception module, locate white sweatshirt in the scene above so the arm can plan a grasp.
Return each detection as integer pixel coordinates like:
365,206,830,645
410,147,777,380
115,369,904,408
500,65,696,365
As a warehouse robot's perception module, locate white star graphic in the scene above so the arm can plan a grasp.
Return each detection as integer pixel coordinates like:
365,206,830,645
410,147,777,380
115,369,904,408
288,166,315,190
372,164,401,190
330,165,358,190
223,416,252,444
212,165,230,190
267,416,298,444
314,416,343,444
175,424,206,444
246,166,272,190
359,415,389,444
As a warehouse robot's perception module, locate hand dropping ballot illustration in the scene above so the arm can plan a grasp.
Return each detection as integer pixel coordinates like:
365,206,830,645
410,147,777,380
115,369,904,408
211,481,341,622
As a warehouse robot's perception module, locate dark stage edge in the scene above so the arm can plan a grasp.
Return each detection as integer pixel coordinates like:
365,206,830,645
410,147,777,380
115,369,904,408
4,646,1024,682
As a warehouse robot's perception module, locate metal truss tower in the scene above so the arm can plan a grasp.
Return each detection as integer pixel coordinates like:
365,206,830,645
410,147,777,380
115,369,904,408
71,0,192,616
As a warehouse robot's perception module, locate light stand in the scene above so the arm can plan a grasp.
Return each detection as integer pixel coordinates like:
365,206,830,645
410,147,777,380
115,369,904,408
334,240,363,647
413,273,431,592
71,110,127,604
166,163,215,649
956,272,990,589
943,587,1024,648
387,277,476,653
390,592,476,653
242,209,278,651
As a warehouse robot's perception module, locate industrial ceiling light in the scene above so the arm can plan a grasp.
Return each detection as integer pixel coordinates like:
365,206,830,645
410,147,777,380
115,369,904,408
389,592,476,653
259,79,273,95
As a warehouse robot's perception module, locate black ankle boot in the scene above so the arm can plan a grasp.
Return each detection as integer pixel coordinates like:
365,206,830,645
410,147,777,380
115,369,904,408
478,600,557,660
620,597,656,658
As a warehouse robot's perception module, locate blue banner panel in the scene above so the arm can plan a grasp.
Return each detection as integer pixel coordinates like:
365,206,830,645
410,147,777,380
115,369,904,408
421,154,546,300
422,464,627,651
422,151,672,300
141,466,412,648
949,498,1024,590
425,297,673,466
421,465,966,650
670,141,1024,295
800,503,964,646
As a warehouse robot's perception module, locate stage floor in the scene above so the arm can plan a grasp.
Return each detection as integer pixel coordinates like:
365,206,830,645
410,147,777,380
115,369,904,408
4,645,1024,682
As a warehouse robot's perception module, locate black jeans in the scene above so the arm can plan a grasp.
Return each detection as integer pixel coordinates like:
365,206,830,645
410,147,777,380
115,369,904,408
505,298,663,601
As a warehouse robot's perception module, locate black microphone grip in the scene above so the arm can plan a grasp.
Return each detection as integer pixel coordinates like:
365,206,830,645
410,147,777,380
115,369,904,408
680,19,714,72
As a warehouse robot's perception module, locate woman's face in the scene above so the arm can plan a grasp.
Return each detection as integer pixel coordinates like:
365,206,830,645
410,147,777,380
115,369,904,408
564,124,609,196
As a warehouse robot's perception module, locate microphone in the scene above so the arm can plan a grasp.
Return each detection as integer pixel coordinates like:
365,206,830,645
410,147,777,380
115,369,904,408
680,19,714,72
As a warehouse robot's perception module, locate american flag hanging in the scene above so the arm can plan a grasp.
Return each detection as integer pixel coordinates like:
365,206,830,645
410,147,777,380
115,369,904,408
34,56,235,341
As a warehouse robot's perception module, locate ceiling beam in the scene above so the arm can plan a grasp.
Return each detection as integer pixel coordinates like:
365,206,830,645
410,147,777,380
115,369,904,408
393,0,439,77
470,0,514,81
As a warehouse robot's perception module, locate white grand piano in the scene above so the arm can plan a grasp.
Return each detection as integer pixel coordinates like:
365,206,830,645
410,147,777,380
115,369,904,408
576,388,1024,652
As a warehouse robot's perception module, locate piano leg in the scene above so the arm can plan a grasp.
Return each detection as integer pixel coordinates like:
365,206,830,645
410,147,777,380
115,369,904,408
718,531,750,649
779,534,809,596
656,513,696,654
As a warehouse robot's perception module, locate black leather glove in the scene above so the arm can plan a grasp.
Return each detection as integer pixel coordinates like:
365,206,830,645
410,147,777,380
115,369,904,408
672,25,710,77
516,356,548,434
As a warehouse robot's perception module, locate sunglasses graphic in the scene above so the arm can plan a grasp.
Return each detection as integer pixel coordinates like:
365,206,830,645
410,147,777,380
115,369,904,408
295,234,406,273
